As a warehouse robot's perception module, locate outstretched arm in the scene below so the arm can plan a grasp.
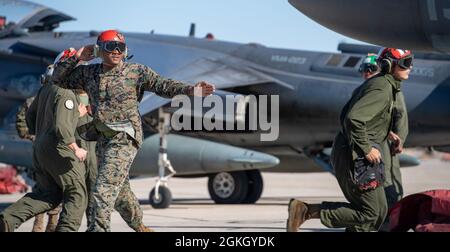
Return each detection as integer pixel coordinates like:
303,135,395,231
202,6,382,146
141,66,215,98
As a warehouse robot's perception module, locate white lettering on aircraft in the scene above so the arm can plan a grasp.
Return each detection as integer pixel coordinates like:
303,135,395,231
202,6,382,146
410,67,435,78
271,55,306,65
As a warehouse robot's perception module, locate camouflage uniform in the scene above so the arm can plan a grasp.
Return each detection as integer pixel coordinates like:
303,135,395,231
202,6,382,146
78,115,143,230
53,57,192,232
16,97,35,141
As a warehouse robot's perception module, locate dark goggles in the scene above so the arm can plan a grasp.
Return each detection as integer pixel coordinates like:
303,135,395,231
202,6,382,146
99,41,126,53
395,56,413,70
359,64,379,74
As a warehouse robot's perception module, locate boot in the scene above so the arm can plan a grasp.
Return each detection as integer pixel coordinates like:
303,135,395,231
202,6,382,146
286,200,322,232
286,199,309,232
32,213,45,232
45,213,59,232
307,204,322,219
134,223,154,232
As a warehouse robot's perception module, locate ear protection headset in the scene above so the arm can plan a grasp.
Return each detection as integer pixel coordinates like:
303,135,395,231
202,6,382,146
377,48,392,73
93,44,100,58
359,53,379,74
379,57,393,74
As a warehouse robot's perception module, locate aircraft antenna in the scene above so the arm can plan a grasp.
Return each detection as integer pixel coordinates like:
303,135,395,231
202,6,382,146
189,23,196,37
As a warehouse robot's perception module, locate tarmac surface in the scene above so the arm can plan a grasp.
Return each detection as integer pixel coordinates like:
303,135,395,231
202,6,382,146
1,151,449,232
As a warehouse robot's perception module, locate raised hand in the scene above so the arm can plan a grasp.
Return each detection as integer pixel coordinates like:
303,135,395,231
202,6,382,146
76,45,96,62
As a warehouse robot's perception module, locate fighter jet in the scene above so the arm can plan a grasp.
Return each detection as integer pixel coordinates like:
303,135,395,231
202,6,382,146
1,0,449,208
288,0,450,53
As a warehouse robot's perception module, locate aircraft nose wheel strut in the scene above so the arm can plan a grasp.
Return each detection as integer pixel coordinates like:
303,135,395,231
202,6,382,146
149,108,176,209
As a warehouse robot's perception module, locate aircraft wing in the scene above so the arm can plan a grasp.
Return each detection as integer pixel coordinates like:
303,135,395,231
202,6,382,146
168,58,279,89
9,41,61,58
139,57,289,115
138,93,170,116
5,41,286,116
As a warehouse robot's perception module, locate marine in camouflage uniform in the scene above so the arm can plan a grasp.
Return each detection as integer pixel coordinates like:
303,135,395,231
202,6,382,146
53,55,195,232
56,72,151,231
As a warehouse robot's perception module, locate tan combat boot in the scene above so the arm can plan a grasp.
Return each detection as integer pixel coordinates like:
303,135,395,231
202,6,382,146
286,200,322,232
45,214,59,232
45,204,62,232
286,199,309,232
135,224,154,232
32,213,45,232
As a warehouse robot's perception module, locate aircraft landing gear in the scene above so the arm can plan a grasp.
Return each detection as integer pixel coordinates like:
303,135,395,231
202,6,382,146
208,170,263,204
242,170,264,204
149,185,172,209
149,108,176,209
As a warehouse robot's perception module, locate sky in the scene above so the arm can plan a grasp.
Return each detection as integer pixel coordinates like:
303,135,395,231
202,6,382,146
28,0,366,53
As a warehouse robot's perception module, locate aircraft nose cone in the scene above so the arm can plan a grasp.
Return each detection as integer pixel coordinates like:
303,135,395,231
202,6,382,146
230,151,280,169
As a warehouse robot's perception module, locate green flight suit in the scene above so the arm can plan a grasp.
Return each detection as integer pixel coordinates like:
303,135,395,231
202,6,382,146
0,85,87,232
383,92,408,209
76,115,98,228
322,74,402,232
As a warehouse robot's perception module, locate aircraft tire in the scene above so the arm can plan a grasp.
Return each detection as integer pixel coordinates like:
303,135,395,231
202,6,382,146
149,186,172,209
208,171,249,204
242,170,264,204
